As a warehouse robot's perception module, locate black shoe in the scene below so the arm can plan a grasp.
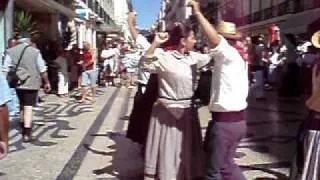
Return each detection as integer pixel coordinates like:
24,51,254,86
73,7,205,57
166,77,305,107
22,128,36,143
23,135,36,143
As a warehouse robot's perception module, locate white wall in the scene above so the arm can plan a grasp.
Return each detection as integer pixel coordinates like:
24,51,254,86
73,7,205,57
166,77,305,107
113,0,131,41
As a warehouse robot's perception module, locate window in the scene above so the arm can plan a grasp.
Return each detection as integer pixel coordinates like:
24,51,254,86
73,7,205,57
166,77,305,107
88,0,93,10
277,1,288,16
95,1,99,13
303,0,314,10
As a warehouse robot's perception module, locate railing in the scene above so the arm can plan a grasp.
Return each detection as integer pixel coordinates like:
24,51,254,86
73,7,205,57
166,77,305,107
277,1,288,16
263,7,273,20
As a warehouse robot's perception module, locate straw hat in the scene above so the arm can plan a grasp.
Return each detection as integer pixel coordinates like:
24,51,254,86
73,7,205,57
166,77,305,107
216,21,242,40
311,30,320,48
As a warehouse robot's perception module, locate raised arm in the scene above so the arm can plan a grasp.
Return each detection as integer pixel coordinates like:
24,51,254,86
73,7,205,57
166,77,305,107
144,32,168,58
188,0,221,48
128,12,139,41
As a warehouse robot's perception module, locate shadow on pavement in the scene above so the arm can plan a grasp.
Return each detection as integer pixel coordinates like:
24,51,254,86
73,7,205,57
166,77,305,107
8,119,76,153
237,90,304,179
7,89,104,154
89,132,144,180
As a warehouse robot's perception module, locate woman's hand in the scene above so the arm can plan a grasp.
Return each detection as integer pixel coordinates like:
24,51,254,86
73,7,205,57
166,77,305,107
153,32,169,46
187,0,201,14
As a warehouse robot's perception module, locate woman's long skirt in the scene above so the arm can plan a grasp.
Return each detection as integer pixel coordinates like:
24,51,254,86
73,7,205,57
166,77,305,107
144,103,204,180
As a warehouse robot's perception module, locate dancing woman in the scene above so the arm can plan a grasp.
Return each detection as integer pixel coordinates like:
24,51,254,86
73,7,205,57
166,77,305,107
142,23,211,179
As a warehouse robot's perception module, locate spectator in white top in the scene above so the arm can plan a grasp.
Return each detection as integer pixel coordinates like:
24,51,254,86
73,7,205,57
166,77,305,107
189,1,248,179
100,43,118,86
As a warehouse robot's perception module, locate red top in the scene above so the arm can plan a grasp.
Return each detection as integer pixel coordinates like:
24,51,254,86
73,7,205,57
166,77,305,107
269,24,280,44
83,50,94,70
234,41,251,64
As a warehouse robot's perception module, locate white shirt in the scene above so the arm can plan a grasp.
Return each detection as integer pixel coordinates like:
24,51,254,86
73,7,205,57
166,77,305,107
209,36,249,112
141,50,211,108
136,34,151,85
101,49,116,59
101,48,119,72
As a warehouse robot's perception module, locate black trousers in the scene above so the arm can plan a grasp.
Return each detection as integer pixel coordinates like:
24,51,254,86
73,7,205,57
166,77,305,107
126,74,158,146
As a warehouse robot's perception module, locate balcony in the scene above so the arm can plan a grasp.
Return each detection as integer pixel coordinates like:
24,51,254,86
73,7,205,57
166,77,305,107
263,7,273,20
252,11,261,22
277,1,289,16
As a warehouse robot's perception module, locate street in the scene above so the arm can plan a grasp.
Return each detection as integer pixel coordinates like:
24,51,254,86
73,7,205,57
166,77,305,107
0,87,304,180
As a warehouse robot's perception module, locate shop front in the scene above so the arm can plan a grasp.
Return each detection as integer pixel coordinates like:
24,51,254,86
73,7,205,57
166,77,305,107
0,0,75,54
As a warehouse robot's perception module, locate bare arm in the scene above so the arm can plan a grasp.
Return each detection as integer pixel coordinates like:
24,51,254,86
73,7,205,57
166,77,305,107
128,12,139,41
188,1,221,48
144,32,168,58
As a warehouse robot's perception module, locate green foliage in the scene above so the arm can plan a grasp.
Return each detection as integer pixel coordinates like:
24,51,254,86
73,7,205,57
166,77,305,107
62,26,76,48
14,11,40,39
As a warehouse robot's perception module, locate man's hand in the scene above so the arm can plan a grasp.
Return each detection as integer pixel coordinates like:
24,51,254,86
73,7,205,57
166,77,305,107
187,0,201,14
44,83,51,93
153,32,169,46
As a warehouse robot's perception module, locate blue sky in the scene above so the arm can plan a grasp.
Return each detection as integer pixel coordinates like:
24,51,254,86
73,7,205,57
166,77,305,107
132,0,161,29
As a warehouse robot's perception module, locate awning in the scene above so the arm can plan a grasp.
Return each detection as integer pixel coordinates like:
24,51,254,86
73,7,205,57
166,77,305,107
97,23,121,33
15,0,75,18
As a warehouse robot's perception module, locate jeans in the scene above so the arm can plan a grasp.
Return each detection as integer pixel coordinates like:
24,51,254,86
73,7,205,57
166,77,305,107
81,69,98,87
204,120,247,180
7,88,19,117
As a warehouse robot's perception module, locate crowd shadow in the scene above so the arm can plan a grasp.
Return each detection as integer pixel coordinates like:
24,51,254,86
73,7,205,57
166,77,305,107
8,118,76,153
7,88,106,154
88,132,143,180
236,90,304,179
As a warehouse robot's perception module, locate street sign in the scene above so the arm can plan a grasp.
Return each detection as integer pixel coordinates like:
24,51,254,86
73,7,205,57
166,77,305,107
75,8,89,20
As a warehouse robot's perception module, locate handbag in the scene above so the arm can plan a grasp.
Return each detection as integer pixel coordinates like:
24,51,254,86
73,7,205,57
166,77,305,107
7,45,29,88
194,69,212,106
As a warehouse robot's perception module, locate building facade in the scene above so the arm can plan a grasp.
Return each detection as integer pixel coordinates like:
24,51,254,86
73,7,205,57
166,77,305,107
112,0,131,41
218,0,320,38
0,0,75,55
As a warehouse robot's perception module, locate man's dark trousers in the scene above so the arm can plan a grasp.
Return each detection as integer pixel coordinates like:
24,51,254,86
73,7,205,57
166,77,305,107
204,118,247,180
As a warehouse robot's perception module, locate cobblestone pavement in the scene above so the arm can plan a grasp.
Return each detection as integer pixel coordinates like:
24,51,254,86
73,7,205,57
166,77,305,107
0,87,304,180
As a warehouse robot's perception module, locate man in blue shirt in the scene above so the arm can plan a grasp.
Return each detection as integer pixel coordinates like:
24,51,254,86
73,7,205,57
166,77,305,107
0,72,11,159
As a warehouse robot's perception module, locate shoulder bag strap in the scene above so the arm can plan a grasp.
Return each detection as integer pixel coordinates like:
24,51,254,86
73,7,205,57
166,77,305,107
13,45,30,73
